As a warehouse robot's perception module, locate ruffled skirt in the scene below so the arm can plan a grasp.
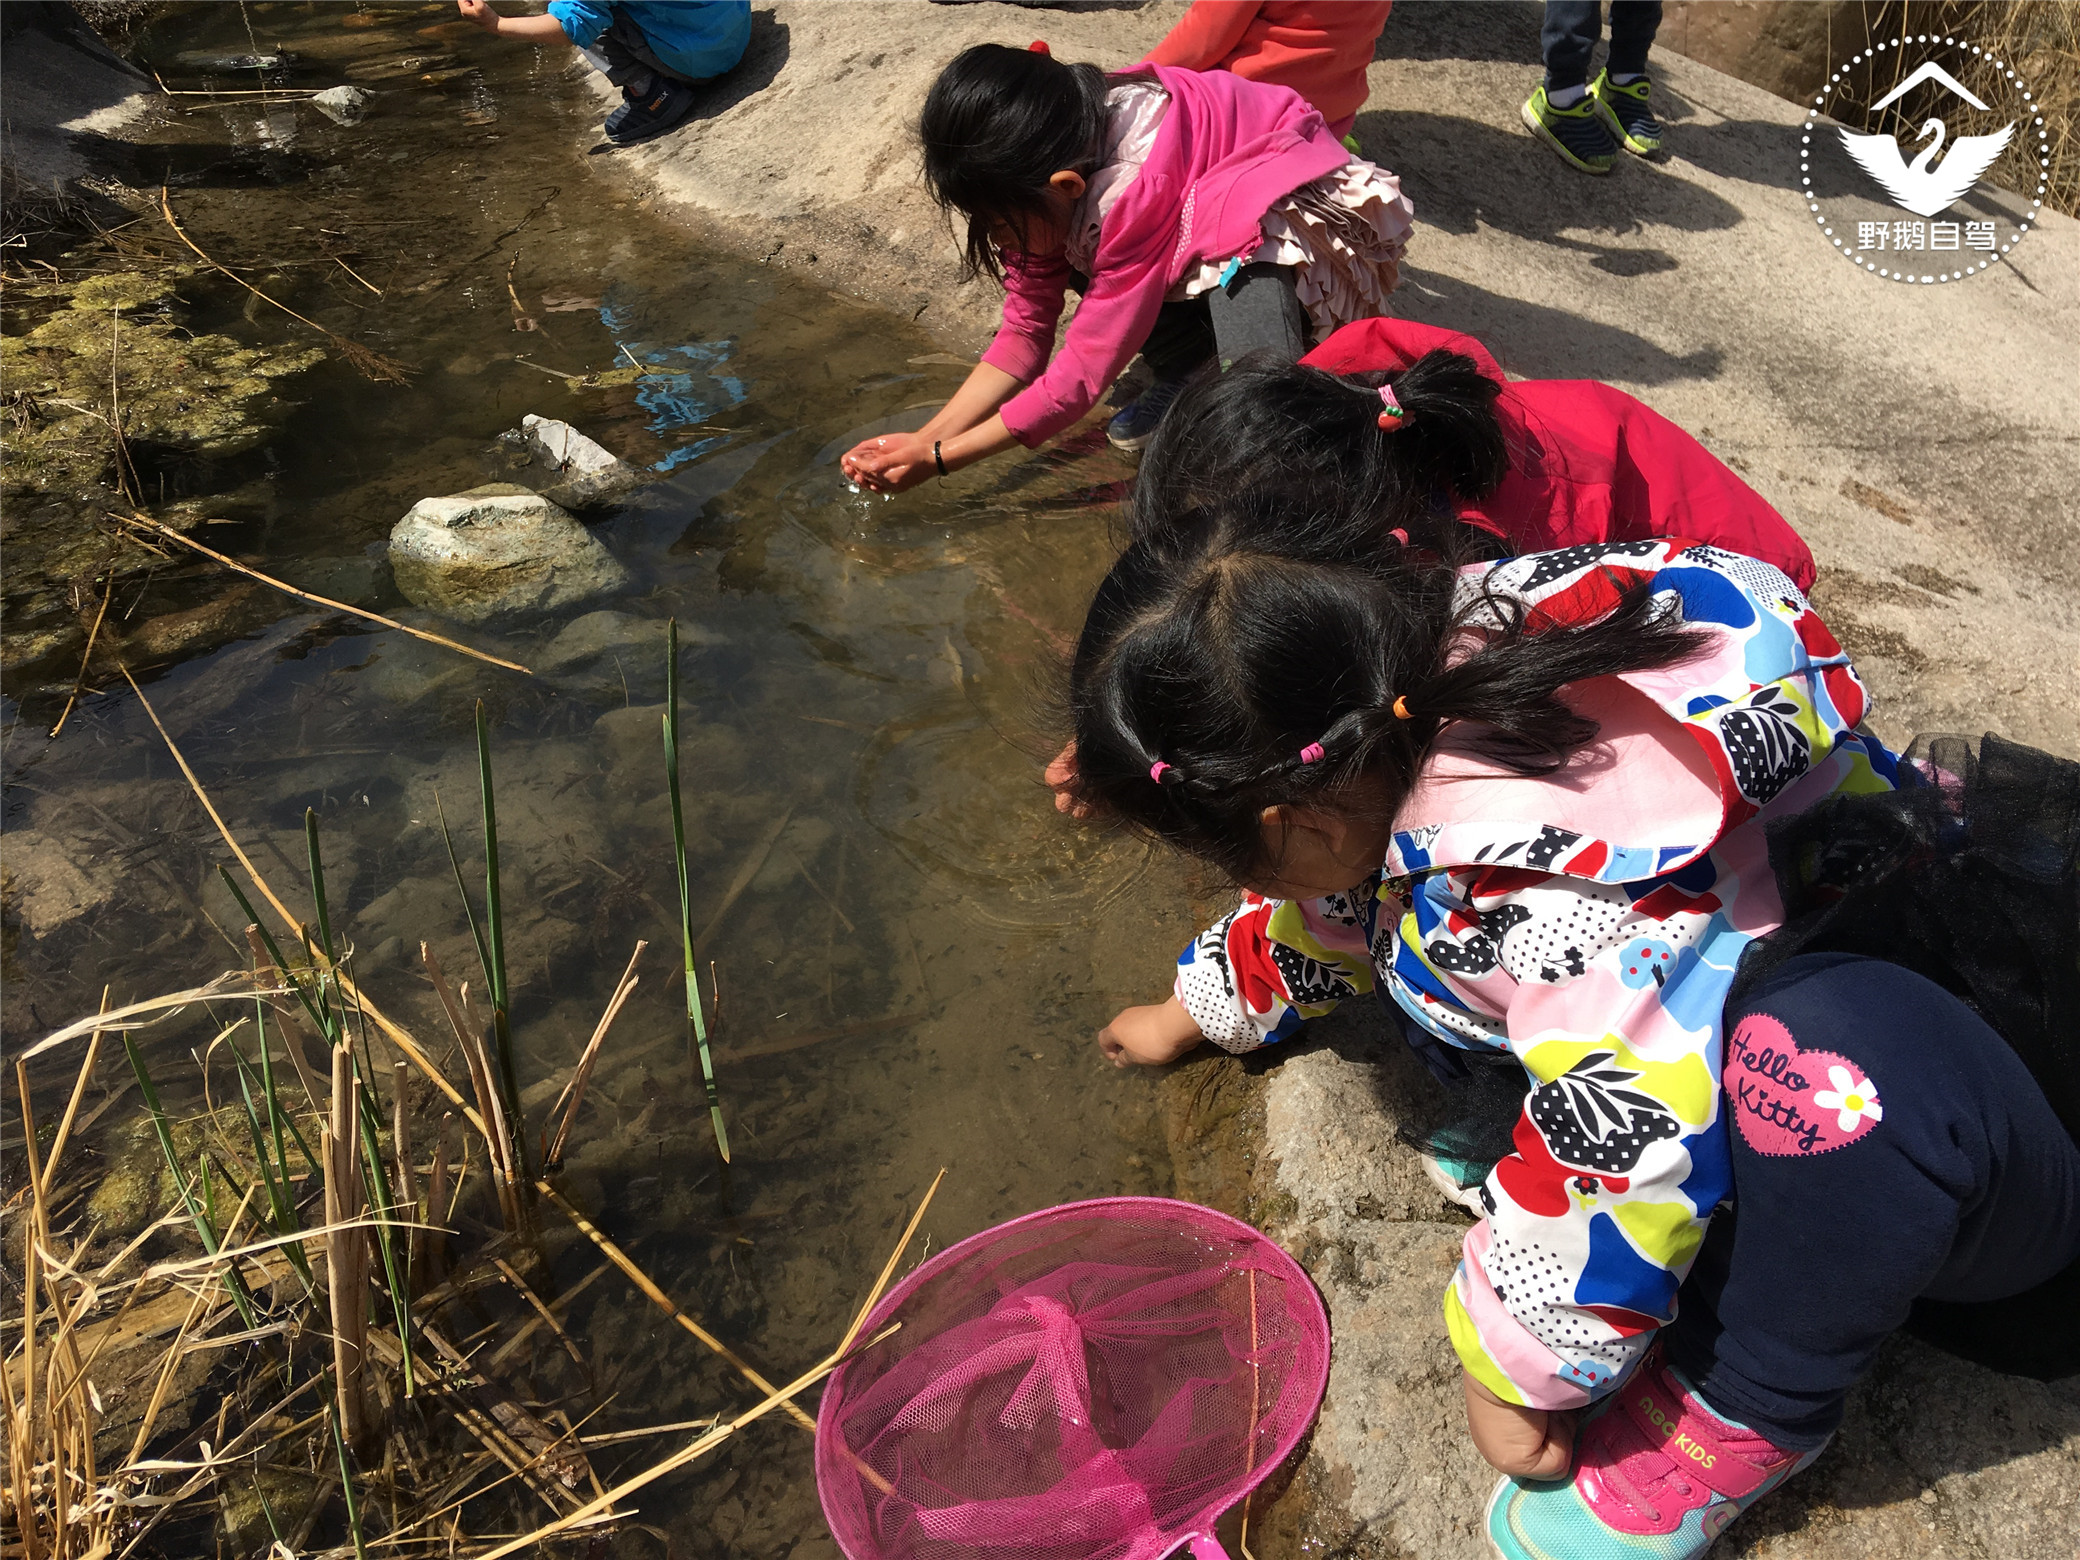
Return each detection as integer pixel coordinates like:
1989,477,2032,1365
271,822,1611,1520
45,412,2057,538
1174,158,1415,343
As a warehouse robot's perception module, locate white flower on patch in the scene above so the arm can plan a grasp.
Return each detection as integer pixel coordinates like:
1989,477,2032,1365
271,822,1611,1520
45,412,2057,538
1813,1065,1883,1133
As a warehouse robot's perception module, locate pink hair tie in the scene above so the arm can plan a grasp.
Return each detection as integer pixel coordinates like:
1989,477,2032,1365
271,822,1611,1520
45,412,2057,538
1298,742,1325,764
1376,384,1406,430
1149,761,1173,784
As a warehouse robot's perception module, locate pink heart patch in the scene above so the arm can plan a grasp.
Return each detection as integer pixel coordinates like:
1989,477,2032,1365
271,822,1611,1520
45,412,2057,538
1724,1013,1883,1157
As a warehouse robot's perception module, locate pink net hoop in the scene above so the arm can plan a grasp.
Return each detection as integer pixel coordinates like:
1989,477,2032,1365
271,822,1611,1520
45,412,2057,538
815,1197,1330,1560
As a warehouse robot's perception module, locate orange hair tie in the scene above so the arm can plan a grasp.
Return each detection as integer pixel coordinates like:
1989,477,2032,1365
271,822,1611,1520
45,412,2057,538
1392,695,1413,720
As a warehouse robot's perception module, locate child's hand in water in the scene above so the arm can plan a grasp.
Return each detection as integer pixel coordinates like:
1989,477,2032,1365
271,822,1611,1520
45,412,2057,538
1098,998,1203,1068
456,0,499,31
1045,741,1098,818
841,433,935,494
1463,1370,1576,1479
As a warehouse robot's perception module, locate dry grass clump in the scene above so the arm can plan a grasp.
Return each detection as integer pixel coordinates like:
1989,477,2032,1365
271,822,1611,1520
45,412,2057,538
1845,1,2078,216
7,628,925,1555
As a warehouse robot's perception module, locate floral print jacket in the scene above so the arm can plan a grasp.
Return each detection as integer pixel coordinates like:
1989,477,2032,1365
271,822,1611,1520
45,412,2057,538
1171,539,1901,1410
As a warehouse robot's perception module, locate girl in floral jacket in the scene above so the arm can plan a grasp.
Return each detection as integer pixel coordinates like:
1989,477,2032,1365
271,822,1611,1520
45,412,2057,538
1064,486,2080,1554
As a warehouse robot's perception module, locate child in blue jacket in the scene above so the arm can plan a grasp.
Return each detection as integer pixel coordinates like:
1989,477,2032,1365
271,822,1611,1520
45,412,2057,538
457,1,751,145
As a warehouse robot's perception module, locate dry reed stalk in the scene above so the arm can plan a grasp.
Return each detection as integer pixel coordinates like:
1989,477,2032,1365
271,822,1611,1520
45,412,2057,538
116,664,484,1137
532,1180,816,1435
425,1115,452,1293
326,1048,372,1456
541,942,644,1172
159,186,413,382
484,1260,609,1373
393,1061,420,1295
115,511,530,674
20,971,265,1060
422,944,521,1232
491,1258,587,1371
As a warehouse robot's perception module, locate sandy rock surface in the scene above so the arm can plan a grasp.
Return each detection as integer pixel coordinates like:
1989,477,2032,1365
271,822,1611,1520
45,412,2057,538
547,2,2080,1553
388,482,631,624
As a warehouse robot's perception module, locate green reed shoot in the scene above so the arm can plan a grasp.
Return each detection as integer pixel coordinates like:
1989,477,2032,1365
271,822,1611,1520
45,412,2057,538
433,789,493,1015
327,1397,371,1560
219,865,331,1048
664,619,729,1162
475,701,526,1178
225,1027,314,1295
121,1032,259,1328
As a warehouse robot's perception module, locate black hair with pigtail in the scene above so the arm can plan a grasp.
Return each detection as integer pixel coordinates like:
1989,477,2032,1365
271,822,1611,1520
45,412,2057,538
920,43,1110,283
1126,348,1513,563
1067,511,1708,884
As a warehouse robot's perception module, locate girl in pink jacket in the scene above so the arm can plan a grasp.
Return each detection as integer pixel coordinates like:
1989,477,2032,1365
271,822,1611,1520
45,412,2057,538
841,43,1413,489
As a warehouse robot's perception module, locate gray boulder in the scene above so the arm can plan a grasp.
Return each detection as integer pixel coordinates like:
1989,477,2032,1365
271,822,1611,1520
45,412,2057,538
388,484,629,625
519,414,644,508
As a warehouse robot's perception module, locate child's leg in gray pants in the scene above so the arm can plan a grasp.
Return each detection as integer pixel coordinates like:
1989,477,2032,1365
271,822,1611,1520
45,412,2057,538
1205,263,1309,370
581,12,698,89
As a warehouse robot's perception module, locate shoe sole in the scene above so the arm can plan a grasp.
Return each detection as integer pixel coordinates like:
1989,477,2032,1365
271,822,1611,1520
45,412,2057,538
1590,96,1663,157
1105,426,1156,453
1520,100,1614,174
1483,1475,1525,1560
1424,1157,1489,1216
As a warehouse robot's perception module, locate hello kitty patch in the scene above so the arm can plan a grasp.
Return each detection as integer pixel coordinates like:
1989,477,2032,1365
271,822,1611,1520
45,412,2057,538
1724,1013,1883,1156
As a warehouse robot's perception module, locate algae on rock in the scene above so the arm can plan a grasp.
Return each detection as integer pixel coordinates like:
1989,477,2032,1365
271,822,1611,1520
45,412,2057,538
0,267,323,496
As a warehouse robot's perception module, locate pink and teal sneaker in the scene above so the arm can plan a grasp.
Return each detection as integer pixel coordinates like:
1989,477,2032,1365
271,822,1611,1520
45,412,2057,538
1485,1354,1825,1559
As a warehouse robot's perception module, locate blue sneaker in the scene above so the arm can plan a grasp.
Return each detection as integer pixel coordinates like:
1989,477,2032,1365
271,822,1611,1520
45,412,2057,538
605,75,696,146
1520,84,1618,175
1486,1353,1824,1559
1105,373,1191,452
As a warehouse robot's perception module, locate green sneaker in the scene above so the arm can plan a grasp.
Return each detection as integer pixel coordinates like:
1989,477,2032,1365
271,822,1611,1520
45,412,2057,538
1589,68,1665,156
1521,85,1617,175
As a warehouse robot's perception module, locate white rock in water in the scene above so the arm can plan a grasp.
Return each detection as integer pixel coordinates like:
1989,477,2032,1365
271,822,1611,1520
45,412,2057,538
520,413,644,508
310,85,371,125
388,483,629,625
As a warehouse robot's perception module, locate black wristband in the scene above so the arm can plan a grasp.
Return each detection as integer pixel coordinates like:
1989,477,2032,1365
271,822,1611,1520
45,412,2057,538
933,439,948,477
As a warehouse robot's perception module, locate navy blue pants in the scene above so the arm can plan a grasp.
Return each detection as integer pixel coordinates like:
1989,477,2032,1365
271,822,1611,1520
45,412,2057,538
1541,1,1662,91
1662,954,2080,1449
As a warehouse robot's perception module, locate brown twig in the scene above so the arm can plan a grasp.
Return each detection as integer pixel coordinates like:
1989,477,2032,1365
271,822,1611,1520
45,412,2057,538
115,510,530,674
158,185,412,382
48,569,116,738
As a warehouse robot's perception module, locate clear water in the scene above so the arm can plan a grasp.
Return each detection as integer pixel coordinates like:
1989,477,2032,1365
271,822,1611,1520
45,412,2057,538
3,7,1195,1551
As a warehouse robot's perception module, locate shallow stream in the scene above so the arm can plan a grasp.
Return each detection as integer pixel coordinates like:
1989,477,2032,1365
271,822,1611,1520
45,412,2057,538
3,7,1213,1553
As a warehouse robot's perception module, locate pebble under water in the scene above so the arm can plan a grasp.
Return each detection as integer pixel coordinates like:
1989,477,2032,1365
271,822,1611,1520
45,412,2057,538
2,6,1216,1554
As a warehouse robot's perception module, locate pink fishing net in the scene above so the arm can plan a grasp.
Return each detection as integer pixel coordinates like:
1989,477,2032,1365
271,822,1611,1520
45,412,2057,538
815,1197,1331,1560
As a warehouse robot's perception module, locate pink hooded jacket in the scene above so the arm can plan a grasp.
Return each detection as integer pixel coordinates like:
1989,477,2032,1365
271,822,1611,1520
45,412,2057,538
1302,318,1818,590
983,63,1350,447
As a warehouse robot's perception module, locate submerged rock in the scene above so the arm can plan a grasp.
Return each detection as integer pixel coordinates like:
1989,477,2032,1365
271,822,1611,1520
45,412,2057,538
0,828,115,938
517,413,644,509
388,483,629,625
310,85,372,125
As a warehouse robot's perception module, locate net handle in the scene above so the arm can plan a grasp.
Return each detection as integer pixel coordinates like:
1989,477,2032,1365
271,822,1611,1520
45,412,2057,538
1186,1534,1231,1560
